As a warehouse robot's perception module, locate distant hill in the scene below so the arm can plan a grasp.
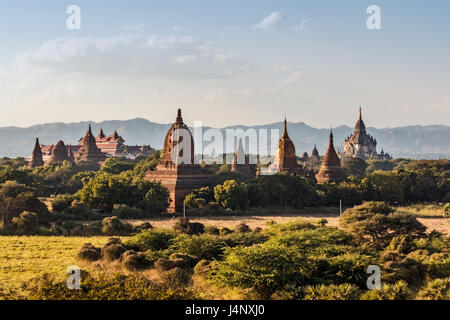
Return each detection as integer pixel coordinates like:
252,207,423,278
1,118,449,159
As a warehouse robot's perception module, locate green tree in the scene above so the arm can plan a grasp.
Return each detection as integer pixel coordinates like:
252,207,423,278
214,180,248,210
342,157,367,177
340,201,426,248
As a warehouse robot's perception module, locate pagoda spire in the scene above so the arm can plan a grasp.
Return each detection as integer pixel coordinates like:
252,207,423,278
28,137,44,168
282,116,288,138
176,108,183,124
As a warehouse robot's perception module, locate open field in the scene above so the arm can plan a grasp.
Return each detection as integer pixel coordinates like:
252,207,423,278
0,236,114,298
126,213,450,236
1,210,448,299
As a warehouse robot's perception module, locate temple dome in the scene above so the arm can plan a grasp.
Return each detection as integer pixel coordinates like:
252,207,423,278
160,109,194,165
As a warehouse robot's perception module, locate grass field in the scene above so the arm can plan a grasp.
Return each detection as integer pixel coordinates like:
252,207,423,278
1,207,448,299
0,236,113,298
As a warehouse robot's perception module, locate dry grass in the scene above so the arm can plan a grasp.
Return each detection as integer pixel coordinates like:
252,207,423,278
126,211,449,236
0,236,115,298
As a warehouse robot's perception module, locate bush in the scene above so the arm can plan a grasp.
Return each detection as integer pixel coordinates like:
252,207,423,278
173,218,205,235
134,222,153,233
234,223,251,233
21,271,192,300
12,211,39,234
77,243,101,262
100,238,128,261
211,244,309,298
416,278,450,300
303,283,361,300
360,281,412,300
101,216,133,235
112,204,144,219
126,228,177,251
340,201,426,248
51,194,75,213
121,250,150,271
219,227,232,236
204,226,220,235
169,234,226,260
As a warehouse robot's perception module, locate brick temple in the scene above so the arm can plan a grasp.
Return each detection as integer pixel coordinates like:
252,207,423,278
316,130,345,184
145,109,212,213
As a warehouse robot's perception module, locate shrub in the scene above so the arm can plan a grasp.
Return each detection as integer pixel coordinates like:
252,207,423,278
51,194,75,213
121,250,150,271
169,234,226,260
134,222,153,233
303,283,361,300
234,223,251,233
219,227,232,236
77,243,101,262
100,238,128,261
101,216,133,235
112,204,143,219
379,250,425,286
360,280,412,300
11,211,40,234
214,180,248,210
173,218,205,235
126,228,177,251
416,278,450,300
204,226,220,235
211,244,309,298
340,201,426,248
159,267,192,289
22,271,192,300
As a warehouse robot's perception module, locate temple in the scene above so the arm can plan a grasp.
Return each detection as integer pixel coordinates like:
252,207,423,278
28,138,44,168
266,118,305,176
46,140,72,165
231,138,251,175
316,130,345,184
74,125,107,164
343,108,392,160
145,109,212,213
310,144,321,164
37,126,155,165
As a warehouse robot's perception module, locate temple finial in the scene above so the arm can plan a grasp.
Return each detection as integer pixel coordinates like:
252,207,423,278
359,106,362,120
176,108,183,123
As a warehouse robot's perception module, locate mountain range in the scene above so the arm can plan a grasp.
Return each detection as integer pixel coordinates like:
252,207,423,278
1,118,449,159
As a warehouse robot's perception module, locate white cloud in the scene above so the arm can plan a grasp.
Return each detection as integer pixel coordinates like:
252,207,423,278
254,12,286,30
173,55,196,63
14,35,249,79
293,20,308,32
281,72,301,85
123,24,145,31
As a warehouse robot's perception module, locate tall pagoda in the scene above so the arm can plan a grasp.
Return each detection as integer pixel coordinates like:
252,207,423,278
74,125,106,164
28,138,44,168
145,109,211,213
316,130,345,184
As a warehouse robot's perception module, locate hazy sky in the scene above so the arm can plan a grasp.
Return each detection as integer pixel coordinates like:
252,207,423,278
0,0,449,128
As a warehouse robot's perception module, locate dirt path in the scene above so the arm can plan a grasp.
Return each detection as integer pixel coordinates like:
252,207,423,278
127,214,449,236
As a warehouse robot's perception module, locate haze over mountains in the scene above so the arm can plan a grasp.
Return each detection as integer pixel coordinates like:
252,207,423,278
1,118,449,159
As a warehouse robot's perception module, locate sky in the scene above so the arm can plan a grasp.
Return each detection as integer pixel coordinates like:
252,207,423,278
0,0,449,129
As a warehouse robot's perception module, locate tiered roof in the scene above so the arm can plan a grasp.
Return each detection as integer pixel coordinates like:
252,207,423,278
316,130,345,184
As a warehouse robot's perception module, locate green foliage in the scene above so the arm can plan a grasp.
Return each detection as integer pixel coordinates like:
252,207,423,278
22,271,192,300
101,216,133,236
78,171,169,213
51,194,76,213
303,283,361,300
340,201,425,248
0,182,49,227
342,158,368,177
360,281,412,300
125,228,177,251
172,218,205,235
169,234,226,260
112,204,144,219
214,180,249,210
11,211,39,235
211,244,309,298
416,278,450,300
